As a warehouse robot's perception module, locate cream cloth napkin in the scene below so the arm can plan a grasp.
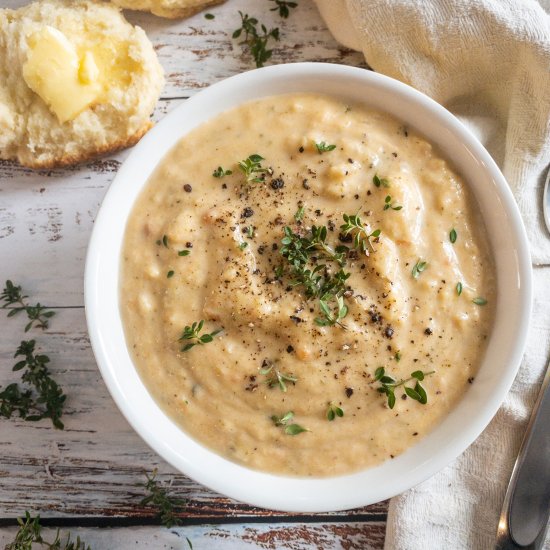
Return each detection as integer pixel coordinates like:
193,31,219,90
312,1,550,548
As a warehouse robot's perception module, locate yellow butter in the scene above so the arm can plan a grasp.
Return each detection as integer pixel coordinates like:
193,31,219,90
22,26,102,123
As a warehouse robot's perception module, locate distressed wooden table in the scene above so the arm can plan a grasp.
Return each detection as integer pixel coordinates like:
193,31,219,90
0,1,389,548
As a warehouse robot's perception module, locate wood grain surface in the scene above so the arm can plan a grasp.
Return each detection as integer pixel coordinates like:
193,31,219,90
0,1,384,548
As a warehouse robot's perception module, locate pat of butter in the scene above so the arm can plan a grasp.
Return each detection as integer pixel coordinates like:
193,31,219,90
22,26,102,123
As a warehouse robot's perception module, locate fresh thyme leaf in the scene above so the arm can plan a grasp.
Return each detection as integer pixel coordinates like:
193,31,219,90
294,204,305,222
374,368,435,409
314,141,336,154
140,469,185,528
179,320,222,352
373,174,390,188
238,154,272,184
167,270,175,278
326,402,344,421
232,11,280,68
178,250,191,257
271,410,294,426
456,282,463,296
5,511,91,550
213,166,232,178
314,294,348,327
204,12,215,19
269,0,298,18
162,235,169,248
449,228,457,243
411,259,428,279
472,297,488,306
246,226,255,238
395,350,402,362
239,242,249,250
340,213,381,256
383,195,403,211
1,280,56,332
0,340,66,429
285,424,308,435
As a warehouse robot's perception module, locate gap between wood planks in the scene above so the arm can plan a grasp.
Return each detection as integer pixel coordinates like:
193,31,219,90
0,512,387,528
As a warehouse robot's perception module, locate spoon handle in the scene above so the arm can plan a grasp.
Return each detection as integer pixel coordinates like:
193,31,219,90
495,361,550,549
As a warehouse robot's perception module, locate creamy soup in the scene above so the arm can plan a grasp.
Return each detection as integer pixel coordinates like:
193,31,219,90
120,94,495,476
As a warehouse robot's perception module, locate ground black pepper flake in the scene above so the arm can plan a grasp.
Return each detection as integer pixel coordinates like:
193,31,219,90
286,345,294,353
302,179,310,190
289,315,303,324
242,207,254,218
299,146,304,153
338,232,353,243
270,178,285,190
384,326,394,339
468,377,475,384
345,387,354,398
222,183,227,189
183,184,192,193
424,327,433,335
185,242,193,248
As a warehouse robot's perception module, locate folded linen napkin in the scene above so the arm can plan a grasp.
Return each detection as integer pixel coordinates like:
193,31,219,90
312,1,550,548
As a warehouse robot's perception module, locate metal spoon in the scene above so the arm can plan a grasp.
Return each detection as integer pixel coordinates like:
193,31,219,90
495,166,550,549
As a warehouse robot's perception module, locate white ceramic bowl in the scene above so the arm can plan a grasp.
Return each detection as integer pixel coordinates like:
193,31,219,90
85,63,532,512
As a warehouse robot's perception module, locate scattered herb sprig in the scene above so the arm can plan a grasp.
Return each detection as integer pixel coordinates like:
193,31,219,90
1,280,55,332
238,154,272,185
213,166,232,178
383,195,403,211
5,512,91,550
140,469,185,528
0,340,66,429
326,402,344,421
271,411,308,435
374,367,435,409
340,213,381,256
260,361,297,392
314,141,336,154
269,0,298,18
232,12,280,68
179,320,222,352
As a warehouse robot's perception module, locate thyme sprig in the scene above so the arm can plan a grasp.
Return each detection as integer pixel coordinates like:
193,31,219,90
374,367,435,409
280,225,351,326
179,320,222,352
238,154,272,185
314,141,336,154
0,340,66,430
1,280,55,332
140,469,185,528
260,361,297,392
269,0,298,18
232,12,280,68
340,213,381,255
383,195,403,211
5,512,91,550
213,166,232,178
327,402,344,421
271,411,308,435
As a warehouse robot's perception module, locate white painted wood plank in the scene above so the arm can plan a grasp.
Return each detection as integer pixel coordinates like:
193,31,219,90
0,522,386,550
0,98,183,307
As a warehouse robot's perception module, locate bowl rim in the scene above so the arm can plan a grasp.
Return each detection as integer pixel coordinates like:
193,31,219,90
85,62,532,512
